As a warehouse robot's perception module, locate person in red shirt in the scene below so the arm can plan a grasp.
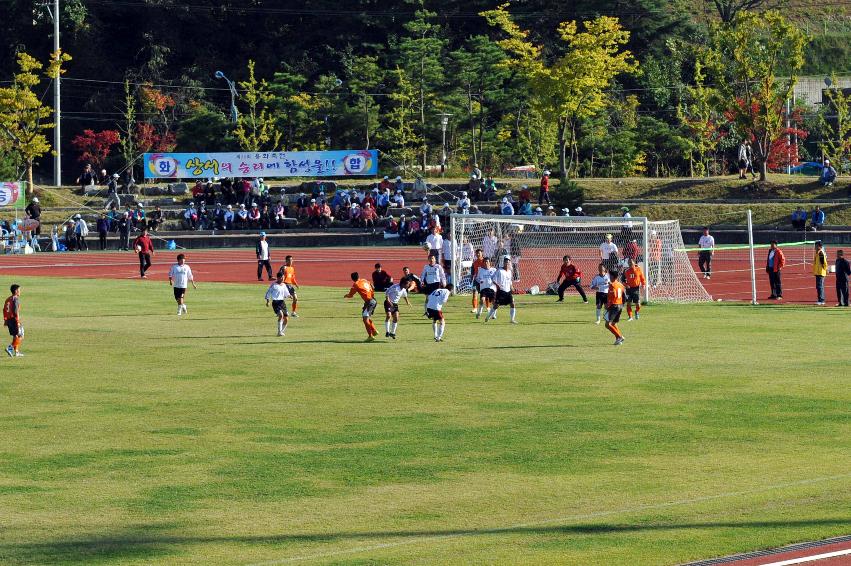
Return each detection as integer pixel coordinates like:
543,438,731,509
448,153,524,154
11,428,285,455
623,258,646,320
539,170,551,205
361,203,378,232
470,248,488,313
4,284,23,357
344,272,379,341
605,270,626,345
555,255,588,303
132,228,155,278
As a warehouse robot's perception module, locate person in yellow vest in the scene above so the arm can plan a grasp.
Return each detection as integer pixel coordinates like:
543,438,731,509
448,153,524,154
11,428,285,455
812,240,828,305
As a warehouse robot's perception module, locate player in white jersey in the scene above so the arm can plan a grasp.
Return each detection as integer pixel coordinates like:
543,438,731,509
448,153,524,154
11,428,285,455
265,272,292,336
420,255,447,314
486,257,517,323
383,281,413,339
474,257,497,319
589,262,611,324
168,254,197,316
426,284,453,342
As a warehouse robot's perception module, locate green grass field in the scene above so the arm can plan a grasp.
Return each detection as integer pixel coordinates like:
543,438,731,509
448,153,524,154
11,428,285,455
1,276,849,565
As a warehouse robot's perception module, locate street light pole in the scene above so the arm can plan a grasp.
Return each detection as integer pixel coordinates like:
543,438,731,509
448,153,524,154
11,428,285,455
438,113,452,176
52,0,61,187
215,71,239,123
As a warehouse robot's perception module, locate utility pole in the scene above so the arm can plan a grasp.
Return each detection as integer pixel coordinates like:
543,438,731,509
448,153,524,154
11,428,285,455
52,0,61,186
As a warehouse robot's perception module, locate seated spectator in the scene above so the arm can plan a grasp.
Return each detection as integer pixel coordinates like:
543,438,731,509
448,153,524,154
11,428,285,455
469,205,482,215
397,215,409,243
821,160,837,186
191,180,205,199
235,204,249,229
456,191,471,214
393,190,405,209
811,206,826,231
210,203,225,230
350,203,362,226
272,201,287,228
419,198,432,223
376,189,390,216
183,203,198,230
148,206,163,232
519,200,533,215
204,181,216,205
518,184,532,203
197,203,210,229
363,190,377,210
412,176,428,200
482,177,497,201
319,201,333,229
135,204,146,229
394,176,405,196
248,203,262,228
259,204,271,229
361,202,378,232
124,204,136,227
500,197,515,215
545,205,557,217
533,206,544,216
468,174,481,199
408,217,421,243
372,263,393,291
385,217,399,235
791,207,807,231
574,206,586,216
379,176,392,192
308,199,321,227
296,193,310,218
223,205,235,230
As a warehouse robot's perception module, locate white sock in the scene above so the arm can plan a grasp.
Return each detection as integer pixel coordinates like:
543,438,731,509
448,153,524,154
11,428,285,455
487,307,496,320
510,307,516,322
596,307,601,320
278,319,284,334
391,321,397,334
385,320,391,333
433,322,439,339
177,305,182,315
476,304,483,317
438,322,445,340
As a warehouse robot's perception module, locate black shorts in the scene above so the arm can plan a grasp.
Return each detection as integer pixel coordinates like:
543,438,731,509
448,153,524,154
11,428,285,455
606,305,623,324
173,287,186,301
595,292,608,309
286,284,297,297
383,299,399,314
362,299,377,317
423,282,440,296
443,260,451,271
626,287,641,303
480,288,496,301
426,308,444,321
5,319,18,337
272,300,288,316
495,290,513,306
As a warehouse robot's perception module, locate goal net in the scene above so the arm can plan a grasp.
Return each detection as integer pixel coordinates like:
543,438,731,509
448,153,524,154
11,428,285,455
449,214,711,303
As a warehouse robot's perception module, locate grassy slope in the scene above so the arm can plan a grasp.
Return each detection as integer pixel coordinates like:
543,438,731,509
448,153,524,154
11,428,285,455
0,277,849,565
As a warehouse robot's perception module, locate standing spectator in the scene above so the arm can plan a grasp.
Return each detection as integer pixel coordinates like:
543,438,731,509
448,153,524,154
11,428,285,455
737,140,748,179
96,213,109,250
372,263,393,292
64,221,75,251
482,228,499,261
76,163,95,189
220,178,234,205
812,240,828,305
105,173,121,210
555,255,588,303
425,226,443,262
811,206,825,231
24,197,42,235
765,240,785,300
73,214,89,251
835,249,850,307
820,159,837,186
256,232,273,281
600,233,619,272
117,212,131,251
240,179,252,207
204,180,216,205
539,170,551,205
133,228,154,279
745,140,756,179
698,226,715,279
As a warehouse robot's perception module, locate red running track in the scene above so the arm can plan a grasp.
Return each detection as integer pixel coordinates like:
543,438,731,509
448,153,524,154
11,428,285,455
0,245,829,304
686,535,851,565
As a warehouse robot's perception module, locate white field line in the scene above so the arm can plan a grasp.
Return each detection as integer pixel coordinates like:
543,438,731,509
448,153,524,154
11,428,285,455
0,257,419,270
246,472,851,566
757,548,851,566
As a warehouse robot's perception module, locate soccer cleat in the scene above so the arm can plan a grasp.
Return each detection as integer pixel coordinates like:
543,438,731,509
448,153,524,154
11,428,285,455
634,313,640,320
595,319,601,325
583,300,589,304
6,345,13,357
627,317,634,322
434,337,440,342
614,337,624,346
470,309,477,313
291,312,299,318
475,312,480,319
385,332,390,338
277,330,284,336
15,351,23,357
556,298,564,302
390,333,396,340
365,335,375,342
510,320,518,324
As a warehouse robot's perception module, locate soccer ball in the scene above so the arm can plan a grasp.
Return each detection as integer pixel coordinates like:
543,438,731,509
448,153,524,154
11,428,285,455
135,245,142,253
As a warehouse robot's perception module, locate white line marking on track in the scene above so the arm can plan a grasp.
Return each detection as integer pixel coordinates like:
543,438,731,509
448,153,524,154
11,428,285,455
757,549,851,566
245,472,851,565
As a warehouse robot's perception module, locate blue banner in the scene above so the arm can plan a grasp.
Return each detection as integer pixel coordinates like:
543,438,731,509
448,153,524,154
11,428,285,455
143,150,378,179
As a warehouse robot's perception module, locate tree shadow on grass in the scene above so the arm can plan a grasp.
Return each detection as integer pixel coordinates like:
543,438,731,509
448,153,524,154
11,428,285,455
3,519,847,564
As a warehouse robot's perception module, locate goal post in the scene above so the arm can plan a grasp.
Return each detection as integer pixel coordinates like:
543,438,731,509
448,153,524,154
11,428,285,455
449,214,711,303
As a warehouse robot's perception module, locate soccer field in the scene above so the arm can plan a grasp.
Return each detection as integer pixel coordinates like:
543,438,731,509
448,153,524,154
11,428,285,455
1,276,849,565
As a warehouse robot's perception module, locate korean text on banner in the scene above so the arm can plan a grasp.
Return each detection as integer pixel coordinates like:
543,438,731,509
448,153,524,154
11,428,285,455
143,150,378,179
0,182,26,209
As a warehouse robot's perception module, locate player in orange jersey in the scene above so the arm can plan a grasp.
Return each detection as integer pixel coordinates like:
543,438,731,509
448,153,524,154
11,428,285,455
623,258,646,321
278,255,300,318
470,248,488,313
4,284,23,357
344,272,379,341
605,270,626,346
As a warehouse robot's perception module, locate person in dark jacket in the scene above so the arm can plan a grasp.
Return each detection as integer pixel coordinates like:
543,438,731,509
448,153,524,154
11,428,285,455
96,214,110,250
25,198,42,235
372,263,393,292
117,212,131,251
835,249,851,307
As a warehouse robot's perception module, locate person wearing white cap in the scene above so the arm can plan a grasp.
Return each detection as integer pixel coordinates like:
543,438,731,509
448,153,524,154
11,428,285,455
600,233,619,273
456,191,471,213
821,159,837,186
394,176,405,195
500,197,514,216
361,202,378,232
574,206,585,217
256,232,273,281
25,197,42,235
545,205,557,217
73,213,89,251
539,169,551,205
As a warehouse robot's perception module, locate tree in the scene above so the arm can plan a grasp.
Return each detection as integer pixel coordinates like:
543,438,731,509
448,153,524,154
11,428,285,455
176,107,236,152
0,50,70,193
482,5,638,179
707,10,807,181
384,68,422,171
677,58,718,177
234,60,282,152
817,74,851,171
118,80,137,181
711,0,778,23
70,129,120,171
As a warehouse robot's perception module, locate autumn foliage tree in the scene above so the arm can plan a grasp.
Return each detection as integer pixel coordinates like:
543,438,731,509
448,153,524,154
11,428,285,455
70,129,120,171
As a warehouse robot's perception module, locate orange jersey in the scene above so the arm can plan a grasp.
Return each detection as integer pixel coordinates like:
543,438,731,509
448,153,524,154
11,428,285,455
345,278,374,302
471,258,487,279
282,265,298,286
624,266,646,289
607,280,625,307
3,295,19,321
